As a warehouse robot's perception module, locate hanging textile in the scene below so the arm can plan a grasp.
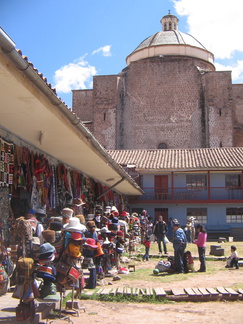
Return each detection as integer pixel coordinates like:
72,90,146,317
0,138,14,187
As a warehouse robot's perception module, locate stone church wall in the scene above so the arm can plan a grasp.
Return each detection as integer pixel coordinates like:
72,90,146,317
72,89,94,133
93,75,119,149
73,58,239,151
232,84,243,147
117,56,206,149
202,71,233,147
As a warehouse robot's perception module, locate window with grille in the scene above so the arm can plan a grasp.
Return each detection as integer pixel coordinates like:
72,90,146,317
226,207,243,223
186,174,207,190
225,174,241,188
187,208,207,224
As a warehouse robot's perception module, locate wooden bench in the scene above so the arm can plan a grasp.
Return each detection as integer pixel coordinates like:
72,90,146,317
128,264,136,272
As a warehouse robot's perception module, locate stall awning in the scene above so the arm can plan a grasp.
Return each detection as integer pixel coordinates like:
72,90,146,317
0,28,143,196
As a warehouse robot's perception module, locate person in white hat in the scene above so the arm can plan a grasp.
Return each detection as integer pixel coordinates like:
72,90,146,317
190,216,198,241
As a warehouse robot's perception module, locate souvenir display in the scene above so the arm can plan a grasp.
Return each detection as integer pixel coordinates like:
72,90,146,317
36,243,60,303
0,135,128,321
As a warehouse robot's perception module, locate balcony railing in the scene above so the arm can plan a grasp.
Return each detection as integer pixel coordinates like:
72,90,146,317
135,187,243,202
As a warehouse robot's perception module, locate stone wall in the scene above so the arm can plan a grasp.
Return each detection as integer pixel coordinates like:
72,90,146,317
73,56,239,150
232,84,243,147
72,89,94,133
92,75,119,149
117,56,208,149
202,71,233,147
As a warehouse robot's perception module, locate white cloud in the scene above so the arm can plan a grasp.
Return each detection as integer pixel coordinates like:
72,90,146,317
54,57,97,93
173,0,243,60
92,45,112,57
215,60,243,82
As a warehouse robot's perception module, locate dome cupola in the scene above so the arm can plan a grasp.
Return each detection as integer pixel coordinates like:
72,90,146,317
126,12,214,68
160,11,179,31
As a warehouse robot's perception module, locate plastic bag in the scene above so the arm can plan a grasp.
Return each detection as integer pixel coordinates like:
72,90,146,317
155,260,171,272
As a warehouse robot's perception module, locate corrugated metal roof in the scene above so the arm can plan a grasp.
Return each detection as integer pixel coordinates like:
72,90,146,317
107,148,243,172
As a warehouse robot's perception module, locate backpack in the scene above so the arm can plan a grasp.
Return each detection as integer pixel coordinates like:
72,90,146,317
17,258,34,284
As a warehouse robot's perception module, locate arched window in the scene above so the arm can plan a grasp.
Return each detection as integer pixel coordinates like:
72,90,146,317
158,143,167,149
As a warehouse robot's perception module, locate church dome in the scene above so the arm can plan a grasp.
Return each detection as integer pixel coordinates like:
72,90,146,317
126,13,214,66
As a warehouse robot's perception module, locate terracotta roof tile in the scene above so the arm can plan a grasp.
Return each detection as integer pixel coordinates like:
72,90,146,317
107,147,243,172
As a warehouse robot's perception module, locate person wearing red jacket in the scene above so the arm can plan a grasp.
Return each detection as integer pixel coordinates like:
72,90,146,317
142,235,151,261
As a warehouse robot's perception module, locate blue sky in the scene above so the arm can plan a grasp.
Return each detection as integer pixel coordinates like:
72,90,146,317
1,0,243,108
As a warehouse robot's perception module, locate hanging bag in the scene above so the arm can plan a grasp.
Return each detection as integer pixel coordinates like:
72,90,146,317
12,284,25,299
55,260,71,276
68,267,81,282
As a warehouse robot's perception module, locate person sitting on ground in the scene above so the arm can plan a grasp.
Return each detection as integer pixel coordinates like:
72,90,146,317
225,245,239,269
184,250,195,273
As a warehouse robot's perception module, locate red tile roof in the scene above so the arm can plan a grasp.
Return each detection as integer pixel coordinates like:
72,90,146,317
107,147,243,172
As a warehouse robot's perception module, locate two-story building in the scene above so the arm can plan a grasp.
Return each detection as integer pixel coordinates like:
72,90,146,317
108,148,243,240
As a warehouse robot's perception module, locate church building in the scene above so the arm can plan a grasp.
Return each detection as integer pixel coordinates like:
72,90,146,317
72,13,243,239
73,13,243,150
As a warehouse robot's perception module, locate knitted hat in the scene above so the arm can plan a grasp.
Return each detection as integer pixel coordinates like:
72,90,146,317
70,232,84,241
49,221,63,232
83,238,98,249
38,243,56,261
61,208,73,218
36,265,56,282
42,229,56,244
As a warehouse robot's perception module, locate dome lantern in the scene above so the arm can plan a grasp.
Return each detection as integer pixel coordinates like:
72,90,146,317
160,10,179,31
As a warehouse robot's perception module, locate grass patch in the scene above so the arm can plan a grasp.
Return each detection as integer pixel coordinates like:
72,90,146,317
81,289,174,304
146,241,243,257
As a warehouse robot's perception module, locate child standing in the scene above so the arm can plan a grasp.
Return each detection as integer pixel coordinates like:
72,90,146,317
226,245,239,269
142,235,151,261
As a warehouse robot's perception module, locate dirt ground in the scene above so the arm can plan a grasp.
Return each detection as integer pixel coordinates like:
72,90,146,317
68,257,243,324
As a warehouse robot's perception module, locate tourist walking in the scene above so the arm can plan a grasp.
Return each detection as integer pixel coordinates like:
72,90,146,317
154,216,168,254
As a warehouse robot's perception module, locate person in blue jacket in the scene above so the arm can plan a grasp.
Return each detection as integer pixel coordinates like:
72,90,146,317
173,222,187,273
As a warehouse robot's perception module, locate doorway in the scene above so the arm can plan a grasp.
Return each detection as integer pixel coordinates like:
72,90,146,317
154,175,168,200
154,208,168,223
